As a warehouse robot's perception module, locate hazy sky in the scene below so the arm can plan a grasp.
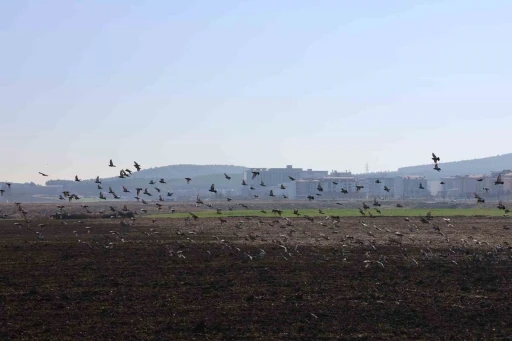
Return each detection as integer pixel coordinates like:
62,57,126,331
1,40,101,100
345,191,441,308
1,0,511,184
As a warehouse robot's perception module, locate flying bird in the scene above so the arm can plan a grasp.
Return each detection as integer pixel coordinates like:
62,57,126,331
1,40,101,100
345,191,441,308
224,173,231,180
39,172,48,177
209,184,217,193
251,171,260,180
185,178,192,184
134,161,141,171
495,174,504,185
432,153,440,163
288,176,295,181
109,159,116,167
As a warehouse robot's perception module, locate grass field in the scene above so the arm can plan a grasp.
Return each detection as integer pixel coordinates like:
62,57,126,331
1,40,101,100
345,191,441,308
153,207,509,219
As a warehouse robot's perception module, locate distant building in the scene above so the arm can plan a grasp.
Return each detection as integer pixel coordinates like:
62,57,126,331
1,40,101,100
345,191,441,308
400,176,429,199
365,176,403,198
437,170,512,199
243,165,303,187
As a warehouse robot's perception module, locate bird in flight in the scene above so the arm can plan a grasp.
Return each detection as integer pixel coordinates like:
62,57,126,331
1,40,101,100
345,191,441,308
39,172,48,177
209,184,217,193
432,153,440,163
185,178,192,184
109,159,116,167
224,173,231,180
288,176,295,181
495,174,504,185
74,176,81,182
251,171,260,180
134,161,141,171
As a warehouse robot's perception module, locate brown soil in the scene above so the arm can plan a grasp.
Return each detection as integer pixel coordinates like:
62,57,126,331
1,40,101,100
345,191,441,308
1,207,512,340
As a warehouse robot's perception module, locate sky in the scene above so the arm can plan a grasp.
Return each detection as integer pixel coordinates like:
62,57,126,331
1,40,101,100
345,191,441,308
1,0,512,184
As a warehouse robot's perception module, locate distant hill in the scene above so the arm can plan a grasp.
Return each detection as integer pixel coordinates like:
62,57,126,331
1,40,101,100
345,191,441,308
395,153,512,179
110,164,248,180
353,153,512,179
44,164,248,197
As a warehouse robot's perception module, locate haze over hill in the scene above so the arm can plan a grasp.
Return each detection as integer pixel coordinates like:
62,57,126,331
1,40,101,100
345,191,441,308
45,164,248,191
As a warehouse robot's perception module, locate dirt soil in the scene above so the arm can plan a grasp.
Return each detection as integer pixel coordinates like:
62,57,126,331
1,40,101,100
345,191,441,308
1,207,512,340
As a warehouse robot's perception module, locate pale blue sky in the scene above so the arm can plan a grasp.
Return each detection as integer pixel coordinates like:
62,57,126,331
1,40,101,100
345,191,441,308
1,0,511,184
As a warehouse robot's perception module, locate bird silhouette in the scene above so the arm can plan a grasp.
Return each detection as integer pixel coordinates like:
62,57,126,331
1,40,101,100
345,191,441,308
209,184,217,193
185,178,192,184
288,176,295,181
251,171,260,180
39,172,48,177
134,161,141,171
109,159,116,167
432,153,440,163
224,173,231,180
495,174,504,185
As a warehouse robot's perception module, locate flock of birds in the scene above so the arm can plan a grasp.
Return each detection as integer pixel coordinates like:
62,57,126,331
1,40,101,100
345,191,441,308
1,152,510,221
0,153,511,272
